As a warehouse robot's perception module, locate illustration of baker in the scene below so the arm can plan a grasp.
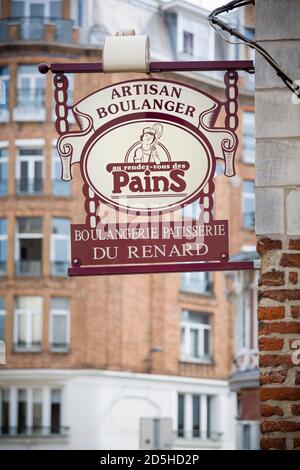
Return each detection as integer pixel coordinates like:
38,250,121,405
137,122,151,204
134,123,163,164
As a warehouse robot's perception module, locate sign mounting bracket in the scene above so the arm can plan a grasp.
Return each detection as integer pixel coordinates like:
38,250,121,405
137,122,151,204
69,260,260,277
39,60,254,75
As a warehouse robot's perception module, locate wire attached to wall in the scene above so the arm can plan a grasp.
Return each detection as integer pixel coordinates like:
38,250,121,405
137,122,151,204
208,0,300,98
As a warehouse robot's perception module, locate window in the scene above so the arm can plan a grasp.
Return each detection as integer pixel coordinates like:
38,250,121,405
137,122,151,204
50,297,70,351
12,1,25,17
178,394,184,438
192,395,200,438
52,146,71,196
16,147,43,195
243,112,255,164
0,67,9,122
0,297,6,341
179,18,213,60
243,423,251,449
11,1,70,42
180,310,211,362
180,272,212,295
15,217,43,276
239,291,248,351
51,218,70,276
77,0,84,27
177,393,216,440
0,218,7,275
0,389,10,434
0,146,8,196
30,1,45,17
50,1,61,18
51,389,61,434
0,386,65,436
14,296,43,350
14,65,45,121
242,180,255,230
16,65,45,107
12,0,61,18
32,389,43,434
236,272,258,355
183,31,194,56
17,389,27,434
238,421,260,450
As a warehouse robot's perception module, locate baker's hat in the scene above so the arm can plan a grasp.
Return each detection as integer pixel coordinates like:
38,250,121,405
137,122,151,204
142,127,156,136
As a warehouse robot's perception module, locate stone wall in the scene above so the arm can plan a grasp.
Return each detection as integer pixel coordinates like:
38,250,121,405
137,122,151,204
256,0,300,450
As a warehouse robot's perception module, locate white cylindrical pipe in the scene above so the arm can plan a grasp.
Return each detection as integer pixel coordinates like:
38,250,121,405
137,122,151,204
103,33,150,73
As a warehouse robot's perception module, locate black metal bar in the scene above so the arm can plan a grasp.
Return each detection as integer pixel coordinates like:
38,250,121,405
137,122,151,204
38,60,254,75
68,260,259,277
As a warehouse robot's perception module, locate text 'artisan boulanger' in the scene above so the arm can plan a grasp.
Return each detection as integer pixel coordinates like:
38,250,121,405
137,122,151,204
96,83,196,119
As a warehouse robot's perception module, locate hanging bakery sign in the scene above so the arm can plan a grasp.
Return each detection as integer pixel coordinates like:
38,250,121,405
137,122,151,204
53,75,239,275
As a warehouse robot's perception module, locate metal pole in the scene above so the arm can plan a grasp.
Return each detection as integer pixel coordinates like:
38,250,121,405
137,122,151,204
39,60,254,75
68,260,260,277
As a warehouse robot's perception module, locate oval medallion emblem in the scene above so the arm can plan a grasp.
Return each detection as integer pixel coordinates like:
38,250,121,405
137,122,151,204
83,117,214,214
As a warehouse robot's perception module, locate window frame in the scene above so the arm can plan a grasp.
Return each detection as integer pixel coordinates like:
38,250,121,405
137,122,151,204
237,420,260,450
0,144,8,196
16,146,44,195
0,388,10,434
178,14,215,60
12,0,62,19
235,271,259,356
180,271,212,295
32,388,43,434
242,179,255,230
49,298,70,351
17,388,27,434
0,297,6,342
50,217,70,276
16,65,45,109
14,296,43,351
15,217,43,276
177,393,215,440
180,310,212,363
0,67,10,121
0,386,64,436
50,388,62,434
242,111,255,164
182,31,194,56
0,217,7,275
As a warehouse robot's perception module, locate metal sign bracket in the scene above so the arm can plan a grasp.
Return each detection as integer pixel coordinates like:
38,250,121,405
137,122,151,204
39,58,256,275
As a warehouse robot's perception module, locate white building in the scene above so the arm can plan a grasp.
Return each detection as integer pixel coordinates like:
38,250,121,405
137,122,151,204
0,369,235,449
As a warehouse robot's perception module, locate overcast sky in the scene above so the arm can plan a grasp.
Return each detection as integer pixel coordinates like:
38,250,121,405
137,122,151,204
161,0,226,11
196,0,227,10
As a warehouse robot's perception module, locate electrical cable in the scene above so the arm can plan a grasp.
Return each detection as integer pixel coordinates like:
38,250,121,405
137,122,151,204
208,0,300,98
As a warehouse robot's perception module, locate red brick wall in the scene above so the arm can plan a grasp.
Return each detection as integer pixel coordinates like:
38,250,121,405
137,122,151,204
258,238,300,450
